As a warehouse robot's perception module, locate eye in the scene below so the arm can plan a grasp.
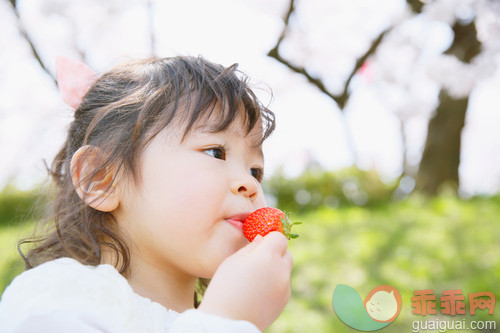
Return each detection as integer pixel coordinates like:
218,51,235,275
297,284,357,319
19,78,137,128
204,146,226,160
250,167,264,182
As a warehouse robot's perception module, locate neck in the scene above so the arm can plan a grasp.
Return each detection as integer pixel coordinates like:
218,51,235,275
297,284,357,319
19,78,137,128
128,258,198,312
101,249,197,312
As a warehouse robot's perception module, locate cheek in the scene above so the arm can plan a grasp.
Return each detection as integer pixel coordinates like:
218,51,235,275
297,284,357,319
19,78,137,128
176,163,224,197
151,163,226,227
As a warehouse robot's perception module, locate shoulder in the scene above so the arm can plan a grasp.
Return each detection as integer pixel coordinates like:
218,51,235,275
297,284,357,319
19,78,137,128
0,258,128,309
0,258,176,332
0,259,261,332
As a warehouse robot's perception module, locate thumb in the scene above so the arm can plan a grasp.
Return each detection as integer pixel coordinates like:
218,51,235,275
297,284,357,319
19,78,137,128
259,231,288,255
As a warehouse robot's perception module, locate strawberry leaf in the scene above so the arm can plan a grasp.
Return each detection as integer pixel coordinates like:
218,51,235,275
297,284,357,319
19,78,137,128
281,215,301,240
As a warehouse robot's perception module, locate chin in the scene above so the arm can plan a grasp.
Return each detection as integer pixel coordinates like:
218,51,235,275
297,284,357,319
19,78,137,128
198,261,222,279
198,271,215,280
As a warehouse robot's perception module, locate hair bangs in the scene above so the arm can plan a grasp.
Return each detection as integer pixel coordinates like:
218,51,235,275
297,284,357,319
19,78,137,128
179,62,276,144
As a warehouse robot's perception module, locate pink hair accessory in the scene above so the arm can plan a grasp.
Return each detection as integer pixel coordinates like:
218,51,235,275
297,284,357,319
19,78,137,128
56,56,98,109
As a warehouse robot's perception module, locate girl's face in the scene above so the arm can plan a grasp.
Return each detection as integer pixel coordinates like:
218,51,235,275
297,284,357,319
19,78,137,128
115,111,267,281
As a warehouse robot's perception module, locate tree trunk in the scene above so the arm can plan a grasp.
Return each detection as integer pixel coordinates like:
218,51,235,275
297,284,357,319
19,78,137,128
414,91,468,195
414,19,480,196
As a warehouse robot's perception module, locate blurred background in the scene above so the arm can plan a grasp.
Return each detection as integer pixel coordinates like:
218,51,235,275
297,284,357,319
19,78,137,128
1,0,499,332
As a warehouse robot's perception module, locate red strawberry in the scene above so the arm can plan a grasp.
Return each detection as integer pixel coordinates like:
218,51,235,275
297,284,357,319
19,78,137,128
243,207,300,242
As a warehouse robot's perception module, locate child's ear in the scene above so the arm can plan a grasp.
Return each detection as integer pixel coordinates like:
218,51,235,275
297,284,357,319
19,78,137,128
70,145,120,212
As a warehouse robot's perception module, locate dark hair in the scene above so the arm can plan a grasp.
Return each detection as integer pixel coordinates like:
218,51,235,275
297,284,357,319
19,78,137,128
19,56,275,302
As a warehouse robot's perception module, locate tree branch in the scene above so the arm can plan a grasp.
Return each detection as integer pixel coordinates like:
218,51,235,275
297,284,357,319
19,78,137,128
268,44,339,103
268,0,342,102
267,0,390,110
336,28,390,109
8,0,57,85
147,0,157,56
406,0,424,14
275,0,295,46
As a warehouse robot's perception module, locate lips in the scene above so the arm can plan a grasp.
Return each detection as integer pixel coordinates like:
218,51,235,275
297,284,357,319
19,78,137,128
225,213,250,232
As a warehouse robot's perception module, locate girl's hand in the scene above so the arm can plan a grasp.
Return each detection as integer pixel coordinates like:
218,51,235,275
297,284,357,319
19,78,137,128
198,232,293,331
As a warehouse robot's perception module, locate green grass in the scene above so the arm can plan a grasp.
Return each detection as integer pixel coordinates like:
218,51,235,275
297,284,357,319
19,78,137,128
1,195,499,332
0,221,32,295
268,195,500,332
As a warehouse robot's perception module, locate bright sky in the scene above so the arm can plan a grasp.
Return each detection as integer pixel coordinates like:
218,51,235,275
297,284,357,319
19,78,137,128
1,0,499,195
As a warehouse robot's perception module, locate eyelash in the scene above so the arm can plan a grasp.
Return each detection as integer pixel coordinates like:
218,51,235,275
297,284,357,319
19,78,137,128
250,167,264,183
203,145,264,182
204,145,226,160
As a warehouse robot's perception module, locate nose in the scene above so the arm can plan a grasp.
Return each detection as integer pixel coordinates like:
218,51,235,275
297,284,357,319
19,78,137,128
231,170,259,201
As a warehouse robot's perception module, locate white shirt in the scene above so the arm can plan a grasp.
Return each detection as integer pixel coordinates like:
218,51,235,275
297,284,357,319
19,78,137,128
0,258,260,332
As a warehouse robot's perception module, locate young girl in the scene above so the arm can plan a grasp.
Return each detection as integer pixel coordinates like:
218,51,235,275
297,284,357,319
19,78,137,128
0,56,293,332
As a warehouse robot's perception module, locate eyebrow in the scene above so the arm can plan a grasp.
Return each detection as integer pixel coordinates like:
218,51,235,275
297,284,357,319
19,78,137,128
252,146,264,161
193,121,265,160
239,129,265,162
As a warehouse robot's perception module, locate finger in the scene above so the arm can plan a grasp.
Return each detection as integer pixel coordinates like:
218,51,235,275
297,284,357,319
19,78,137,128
235,234,263,254
253,234,264,243
284,250,294,273
260,231,288,255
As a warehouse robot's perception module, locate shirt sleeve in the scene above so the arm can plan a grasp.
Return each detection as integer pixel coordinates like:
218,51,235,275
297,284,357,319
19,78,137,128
169,309,261,333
